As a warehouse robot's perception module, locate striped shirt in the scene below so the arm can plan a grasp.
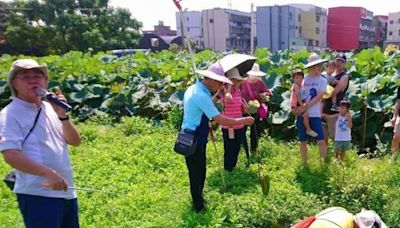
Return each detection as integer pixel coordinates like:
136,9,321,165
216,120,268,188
221,87,244,129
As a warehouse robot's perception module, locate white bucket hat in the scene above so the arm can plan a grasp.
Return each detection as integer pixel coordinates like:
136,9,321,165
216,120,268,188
196,62,232,84
246,63,266,76
226,67,243,81
304,53,328,69
354,209,388,228
8,59,48,96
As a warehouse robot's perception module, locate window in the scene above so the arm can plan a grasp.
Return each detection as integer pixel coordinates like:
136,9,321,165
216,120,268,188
298,15,301,22
398,30,400,36
316,27,320,35
316,15,320,22
308,40,313,46
398,18,400,24
292,42,296,45
390,20,394,24
315,40,320,47
209,19,214,23
187,17,189,21
389,31,393,36
187,28,190,32
299,26,302,34
289,12,292,19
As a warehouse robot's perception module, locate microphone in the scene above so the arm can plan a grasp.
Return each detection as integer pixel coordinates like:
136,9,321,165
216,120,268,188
35,88,72,111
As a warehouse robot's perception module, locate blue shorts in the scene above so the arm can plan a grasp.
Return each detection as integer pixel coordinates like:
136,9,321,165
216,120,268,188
296,116,325,142
17,194,79,228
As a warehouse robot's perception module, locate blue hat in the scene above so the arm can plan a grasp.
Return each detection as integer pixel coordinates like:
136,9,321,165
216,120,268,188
335,53,346,62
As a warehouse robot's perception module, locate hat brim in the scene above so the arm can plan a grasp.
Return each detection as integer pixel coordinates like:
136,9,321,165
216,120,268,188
9,65,48,79
304,59,328,69
246,70,266,76
335,57,346,62
228,75,244,81
196,70,233,84
220,54,257,76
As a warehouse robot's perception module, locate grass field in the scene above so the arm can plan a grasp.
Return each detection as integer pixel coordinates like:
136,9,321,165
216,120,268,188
1,116,399,227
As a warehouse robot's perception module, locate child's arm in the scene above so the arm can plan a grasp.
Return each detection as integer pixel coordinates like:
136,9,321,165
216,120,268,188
293,84,304,106
346,112,353,128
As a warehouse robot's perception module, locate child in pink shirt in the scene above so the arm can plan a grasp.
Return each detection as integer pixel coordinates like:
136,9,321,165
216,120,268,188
290,68,318,137
220,67,249,171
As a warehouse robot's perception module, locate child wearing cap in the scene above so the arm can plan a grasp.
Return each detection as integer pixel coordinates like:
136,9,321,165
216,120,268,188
333,100,352,161
290,68,318,137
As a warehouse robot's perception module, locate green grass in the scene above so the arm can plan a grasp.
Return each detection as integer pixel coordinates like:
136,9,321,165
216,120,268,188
1,116,400,227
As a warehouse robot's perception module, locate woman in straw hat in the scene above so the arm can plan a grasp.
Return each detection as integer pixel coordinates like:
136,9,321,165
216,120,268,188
181,62,254,212
294,53,328,165
240,63,272,153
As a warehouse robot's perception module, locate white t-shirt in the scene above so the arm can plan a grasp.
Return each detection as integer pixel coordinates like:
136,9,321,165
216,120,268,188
301,74,327,118
335,114,352,141
0,98,76,199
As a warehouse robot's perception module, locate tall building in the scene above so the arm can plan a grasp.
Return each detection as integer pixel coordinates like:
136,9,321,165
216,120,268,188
202,8,251,53
328,7,374,51
176,11,203,50
291,4,328,51
373,15,388,47
256,4,326,52
143,21,176,36
386,12,400,46
256,5,305,52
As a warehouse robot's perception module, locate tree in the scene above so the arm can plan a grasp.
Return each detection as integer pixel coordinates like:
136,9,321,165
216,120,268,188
1,0,142,55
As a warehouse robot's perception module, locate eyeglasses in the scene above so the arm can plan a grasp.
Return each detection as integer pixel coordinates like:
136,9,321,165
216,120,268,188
15,75,45,81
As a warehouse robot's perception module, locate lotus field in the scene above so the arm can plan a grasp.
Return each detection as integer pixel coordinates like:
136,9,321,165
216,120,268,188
0,48,400,226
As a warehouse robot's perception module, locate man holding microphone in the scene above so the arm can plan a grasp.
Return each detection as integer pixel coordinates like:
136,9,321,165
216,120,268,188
0,59,81,228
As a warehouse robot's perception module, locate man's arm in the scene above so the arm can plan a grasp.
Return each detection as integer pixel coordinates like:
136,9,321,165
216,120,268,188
2,150,68,191
391,99,400,126
305,92,325,110
49,90,81,146
331,74,349,97
58,118,81,146
213,115,254,126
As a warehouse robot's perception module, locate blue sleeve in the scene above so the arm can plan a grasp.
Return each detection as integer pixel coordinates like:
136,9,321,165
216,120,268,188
193,93,220,119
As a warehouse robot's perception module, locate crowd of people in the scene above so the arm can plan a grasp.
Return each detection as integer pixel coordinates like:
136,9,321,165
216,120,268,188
0,51,394,227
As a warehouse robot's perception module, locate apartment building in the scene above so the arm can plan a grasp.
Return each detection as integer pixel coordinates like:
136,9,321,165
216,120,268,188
202,8,251,53
386,12,400,46
176,11,203,50
291,4,328,51
256,5,306,52
373,15,388,47
328,7,374,51
256,4,326,52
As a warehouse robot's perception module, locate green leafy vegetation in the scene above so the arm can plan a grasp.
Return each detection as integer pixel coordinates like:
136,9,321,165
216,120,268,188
1,117,400,226
1,48,399,151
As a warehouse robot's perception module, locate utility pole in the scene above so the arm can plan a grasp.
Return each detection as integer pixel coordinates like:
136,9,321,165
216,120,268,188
250,3,254,55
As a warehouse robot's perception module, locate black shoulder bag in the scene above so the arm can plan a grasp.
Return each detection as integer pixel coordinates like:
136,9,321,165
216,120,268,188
173,110,198,157
3,108,42,190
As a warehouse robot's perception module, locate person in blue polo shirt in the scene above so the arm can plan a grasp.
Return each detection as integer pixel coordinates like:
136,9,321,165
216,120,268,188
182,62,254,212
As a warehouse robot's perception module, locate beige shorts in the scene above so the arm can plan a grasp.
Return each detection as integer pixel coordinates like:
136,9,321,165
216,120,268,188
394,117,400,133
322,115,337,139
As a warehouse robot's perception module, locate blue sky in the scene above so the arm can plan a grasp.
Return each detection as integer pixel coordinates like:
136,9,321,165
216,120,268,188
110,0,399,30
